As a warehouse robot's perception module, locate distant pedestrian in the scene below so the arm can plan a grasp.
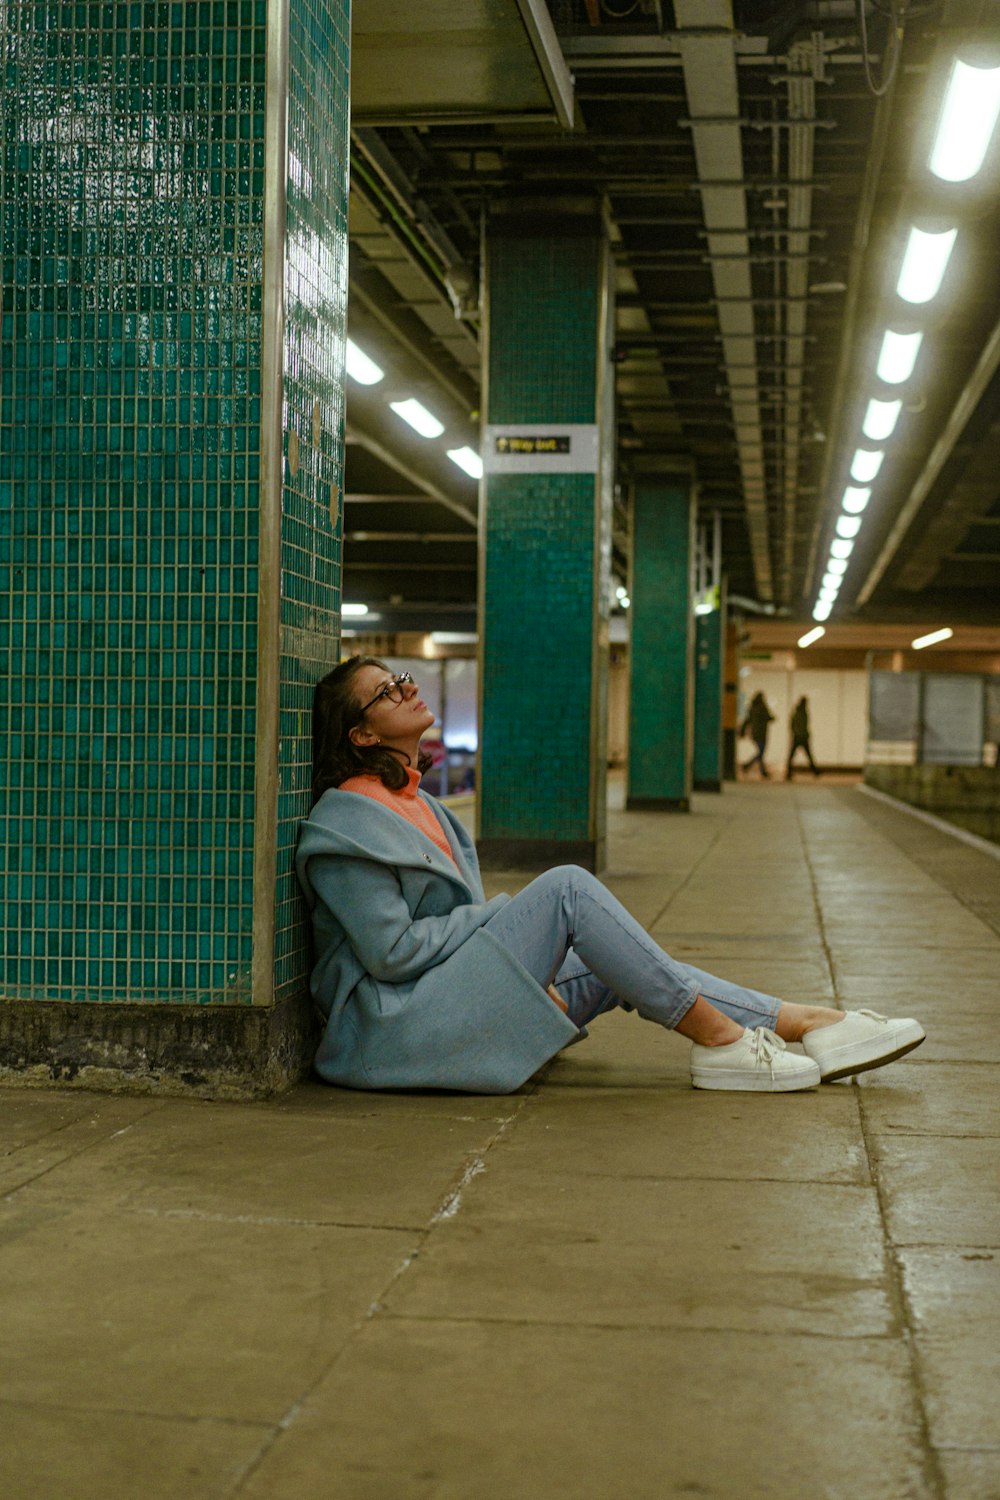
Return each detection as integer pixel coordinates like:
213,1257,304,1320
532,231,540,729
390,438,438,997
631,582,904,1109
787,696,820,780
740,691,774,778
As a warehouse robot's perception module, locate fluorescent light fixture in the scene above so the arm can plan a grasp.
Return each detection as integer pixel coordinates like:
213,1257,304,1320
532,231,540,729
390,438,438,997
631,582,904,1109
842,486,871,514
344,338,384,385
929,59,1000,183
822,571,842,592
912,626,954,649
447,446,483,479
694,600,715,615
897,225,958,304
827,556,848,576
830,538,854,560
862,398,902,441
850,449,884,483
341,603,369,618
876,330,924,385
813,600,833,622
819,586,839,605
615,585,628,600
620,595,631,609
390,398,445,439
836,514,862,539
798,626,826,648
430,632,478,645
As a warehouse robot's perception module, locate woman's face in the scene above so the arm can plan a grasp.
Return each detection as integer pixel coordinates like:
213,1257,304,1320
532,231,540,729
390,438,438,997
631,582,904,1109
349,664,435,749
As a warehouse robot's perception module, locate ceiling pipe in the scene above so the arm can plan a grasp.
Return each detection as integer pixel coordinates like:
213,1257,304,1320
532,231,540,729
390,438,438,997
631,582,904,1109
778,34,823,601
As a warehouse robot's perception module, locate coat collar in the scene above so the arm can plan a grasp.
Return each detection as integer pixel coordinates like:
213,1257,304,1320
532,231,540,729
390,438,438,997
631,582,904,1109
297,787,484,900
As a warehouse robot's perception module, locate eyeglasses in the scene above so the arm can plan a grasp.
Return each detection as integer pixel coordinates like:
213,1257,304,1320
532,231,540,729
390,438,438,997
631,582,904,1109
356,672,415,719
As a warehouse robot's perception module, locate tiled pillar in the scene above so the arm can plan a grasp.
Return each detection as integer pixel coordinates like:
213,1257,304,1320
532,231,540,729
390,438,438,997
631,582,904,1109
723,619,740,780
478,205,613,873
693,592,726,793
627,478,695,811
0,1,348,1095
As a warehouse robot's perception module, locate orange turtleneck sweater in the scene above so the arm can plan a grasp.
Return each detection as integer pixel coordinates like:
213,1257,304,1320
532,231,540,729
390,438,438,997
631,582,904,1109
338,766,459,867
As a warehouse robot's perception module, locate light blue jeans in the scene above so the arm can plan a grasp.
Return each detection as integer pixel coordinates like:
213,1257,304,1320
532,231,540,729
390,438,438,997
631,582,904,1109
484,865,783,1033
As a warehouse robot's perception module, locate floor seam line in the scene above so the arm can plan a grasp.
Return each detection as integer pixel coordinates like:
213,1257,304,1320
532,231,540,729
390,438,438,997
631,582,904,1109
644,819,730,933
798,795,946,1496
224,1097,535,1497
857,1089,948,1500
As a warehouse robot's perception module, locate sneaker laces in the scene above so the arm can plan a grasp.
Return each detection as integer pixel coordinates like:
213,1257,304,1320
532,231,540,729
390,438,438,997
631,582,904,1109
747,1026,787,1077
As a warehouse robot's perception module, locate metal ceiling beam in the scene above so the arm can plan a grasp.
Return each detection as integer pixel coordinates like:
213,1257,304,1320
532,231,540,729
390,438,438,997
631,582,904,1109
345,416,478,529
345,492,456,505
346,532,476,543
777,34,823,601
675,0,772,600
345,562,475,573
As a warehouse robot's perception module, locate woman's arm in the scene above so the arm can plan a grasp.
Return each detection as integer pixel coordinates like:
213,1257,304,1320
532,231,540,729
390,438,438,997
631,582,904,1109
308,856,509,985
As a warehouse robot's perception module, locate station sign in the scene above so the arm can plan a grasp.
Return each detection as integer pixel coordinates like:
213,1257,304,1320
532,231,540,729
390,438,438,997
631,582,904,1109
483,424,599,474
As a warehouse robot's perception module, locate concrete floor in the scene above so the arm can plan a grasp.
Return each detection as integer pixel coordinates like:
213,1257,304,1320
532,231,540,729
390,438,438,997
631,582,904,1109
2,781,998,1499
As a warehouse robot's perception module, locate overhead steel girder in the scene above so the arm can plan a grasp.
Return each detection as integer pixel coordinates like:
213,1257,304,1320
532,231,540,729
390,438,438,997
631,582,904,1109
345,413,478,530
778,36,822,601
675,0,772,601
350,0,573,128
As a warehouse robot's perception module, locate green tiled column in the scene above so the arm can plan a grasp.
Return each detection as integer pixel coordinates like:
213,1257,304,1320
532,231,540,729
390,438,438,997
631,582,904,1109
627,479,695,811
478,207,613,873
0,1,348,1095
693,593,725,793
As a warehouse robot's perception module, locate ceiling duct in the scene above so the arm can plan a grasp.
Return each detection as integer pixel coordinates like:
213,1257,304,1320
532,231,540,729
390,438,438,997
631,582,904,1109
675,0,772,600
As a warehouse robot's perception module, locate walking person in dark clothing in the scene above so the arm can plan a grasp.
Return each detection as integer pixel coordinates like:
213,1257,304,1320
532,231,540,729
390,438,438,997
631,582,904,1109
740,691,774,778
786,696,821,780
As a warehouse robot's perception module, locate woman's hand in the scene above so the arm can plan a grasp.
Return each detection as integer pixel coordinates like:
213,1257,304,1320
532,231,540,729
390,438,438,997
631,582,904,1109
547,984,569,1014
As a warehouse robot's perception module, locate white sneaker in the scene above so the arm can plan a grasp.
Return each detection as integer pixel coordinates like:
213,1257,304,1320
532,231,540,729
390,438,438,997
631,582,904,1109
690,1026,821,1092
802,1009,926,1082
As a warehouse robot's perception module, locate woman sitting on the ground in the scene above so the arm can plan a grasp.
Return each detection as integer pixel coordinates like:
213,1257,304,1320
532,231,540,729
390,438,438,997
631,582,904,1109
296,657,925,1095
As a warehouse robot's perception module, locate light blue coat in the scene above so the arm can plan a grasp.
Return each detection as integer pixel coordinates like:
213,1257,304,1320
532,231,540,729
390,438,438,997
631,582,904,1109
295,788,579,1092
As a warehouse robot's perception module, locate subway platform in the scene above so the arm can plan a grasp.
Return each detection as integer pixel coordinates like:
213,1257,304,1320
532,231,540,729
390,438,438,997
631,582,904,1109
2,781,998,1500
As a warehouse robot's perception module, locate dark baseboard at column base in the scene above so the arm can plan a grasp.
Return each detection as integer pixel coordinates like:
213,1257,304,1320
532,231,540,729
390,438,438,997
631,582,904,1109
476,838,601,874
693,778,722,793
626,796,690,812
0,990,318,1101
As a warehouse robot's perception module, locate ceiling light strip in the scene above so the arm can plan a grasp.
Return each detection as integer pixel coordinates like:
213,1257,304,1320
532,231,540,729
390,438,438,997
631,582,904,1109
857,311,1000,605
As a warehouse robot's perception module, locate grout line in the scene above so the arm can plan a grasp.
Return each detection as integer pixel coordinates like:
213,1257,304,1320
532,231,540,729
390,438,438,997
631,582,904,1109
0,1394,273,1431
0,1100,168,1203
126,1207,425,1233
372,1310,903,1340
430,1156,486,1222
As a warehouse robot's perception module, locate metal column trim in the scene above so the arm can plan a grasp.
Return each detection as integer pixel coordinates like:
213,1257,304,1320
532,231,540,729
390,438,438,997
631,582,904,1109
252,0,289,1008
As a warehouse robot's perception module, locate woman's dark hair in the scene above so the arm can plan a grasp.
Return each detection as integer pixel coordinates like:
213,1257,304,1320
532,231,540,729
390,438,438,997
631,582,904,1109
311,655,432,801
